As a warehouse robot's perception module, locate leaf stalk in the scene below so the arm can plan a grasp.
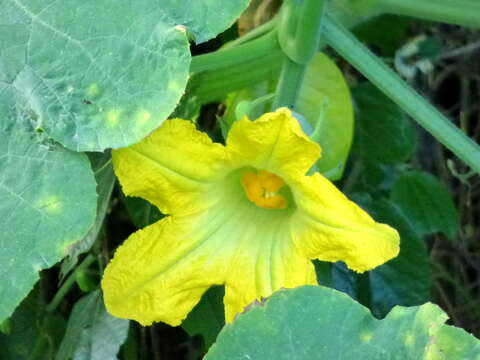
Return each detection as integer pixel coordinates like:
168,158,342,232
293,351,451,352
323,16,480,173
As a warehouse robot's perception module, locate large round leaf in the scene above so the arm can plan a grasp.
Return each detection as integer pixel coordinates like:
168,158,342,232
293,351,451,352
206,286,480,359
0,0,249,151
297,53,354,180
0,128,97,322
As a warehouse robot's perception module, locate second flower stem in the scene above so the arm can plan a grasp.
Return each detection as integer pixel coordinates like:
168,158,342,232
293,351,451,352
324,16,480,174
377,0,480,28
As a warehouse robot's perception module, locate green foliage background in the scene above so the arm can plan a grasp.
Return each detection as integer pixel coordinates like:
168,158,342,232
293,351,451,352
1,0,480,358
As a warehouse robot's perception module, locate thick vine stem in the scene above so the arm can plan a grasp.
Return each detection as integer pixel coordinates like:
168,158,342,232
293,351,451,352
278,0,327,64
273,0,328,110
376,0,480,28
291,0,328,64
190,30,279,74
192,48,284,103
323,16,480,174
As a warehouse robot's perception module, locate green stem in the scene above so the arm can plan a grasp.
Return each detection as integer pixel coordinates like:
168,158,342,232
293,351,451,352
273,0,328,109
278,0,300,61
272,58,306,109
278,0,328,63
192,49,284,103
46,254,96,312
293,0,328,63
324,16,480,174
223,16,279,49
377,0,480,28
190,30,279,74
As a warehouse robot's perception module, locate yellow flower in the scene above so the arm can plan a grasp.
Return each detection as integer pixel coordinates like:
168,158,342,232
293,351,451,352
102,108,399,326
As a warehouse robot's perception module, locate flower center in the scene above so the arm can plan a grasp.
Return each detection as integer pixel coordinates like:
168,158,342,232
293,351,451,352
240,170,287,209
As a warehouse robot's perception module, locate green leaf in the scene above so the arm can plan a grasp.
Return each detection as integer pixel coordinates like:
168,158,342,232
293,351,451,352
391,171,459,239
0,319,12,335
297,53,354,180
75,269,99,293
354,15,410,56
1,0,249,151
434,325,480,359
56,290,129,360
0,287,66,360
221,81,276,135
182,286,225,349
123,196,163,229
352,82,416,164
205,286,480,359
367,199,430,318
0,128,97,323
61,152,115,278
315,261,370,309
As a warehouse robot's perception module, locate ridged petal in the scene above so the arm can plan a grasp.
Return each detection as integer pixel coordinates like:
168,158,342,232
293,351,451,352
222,210,317,322
226,108,320,178
102,212,225,326
291,173,400,273
112,119,227,215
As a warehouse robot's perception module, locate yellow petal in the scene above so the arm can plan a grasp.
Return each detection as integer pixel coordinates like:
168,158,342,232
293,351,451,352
223,229,317,322
103,167,318,325
102,215,224,326
112,119,227,215
214,172,317,322
291,173,400,273
226,108,320,178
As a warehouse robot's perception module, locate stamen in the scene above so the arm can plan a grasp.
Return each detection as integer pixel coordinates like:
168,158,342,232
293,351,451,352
241,170,287,209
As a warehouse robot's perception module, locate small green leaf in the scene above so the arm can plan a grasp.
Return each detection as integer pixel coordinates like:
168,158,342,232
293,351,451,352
0,319,12,335
123,196,164,229
221,82,276,135
297,53,354,180
1,0,249,151
0,287,66,360
205,286,480,359
182,286,225,349
0,128,97,323
56,290,129,360
352,82,416,164
75,270,99,293
354,15,410,56
391,171,459,239
417,36,443,59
